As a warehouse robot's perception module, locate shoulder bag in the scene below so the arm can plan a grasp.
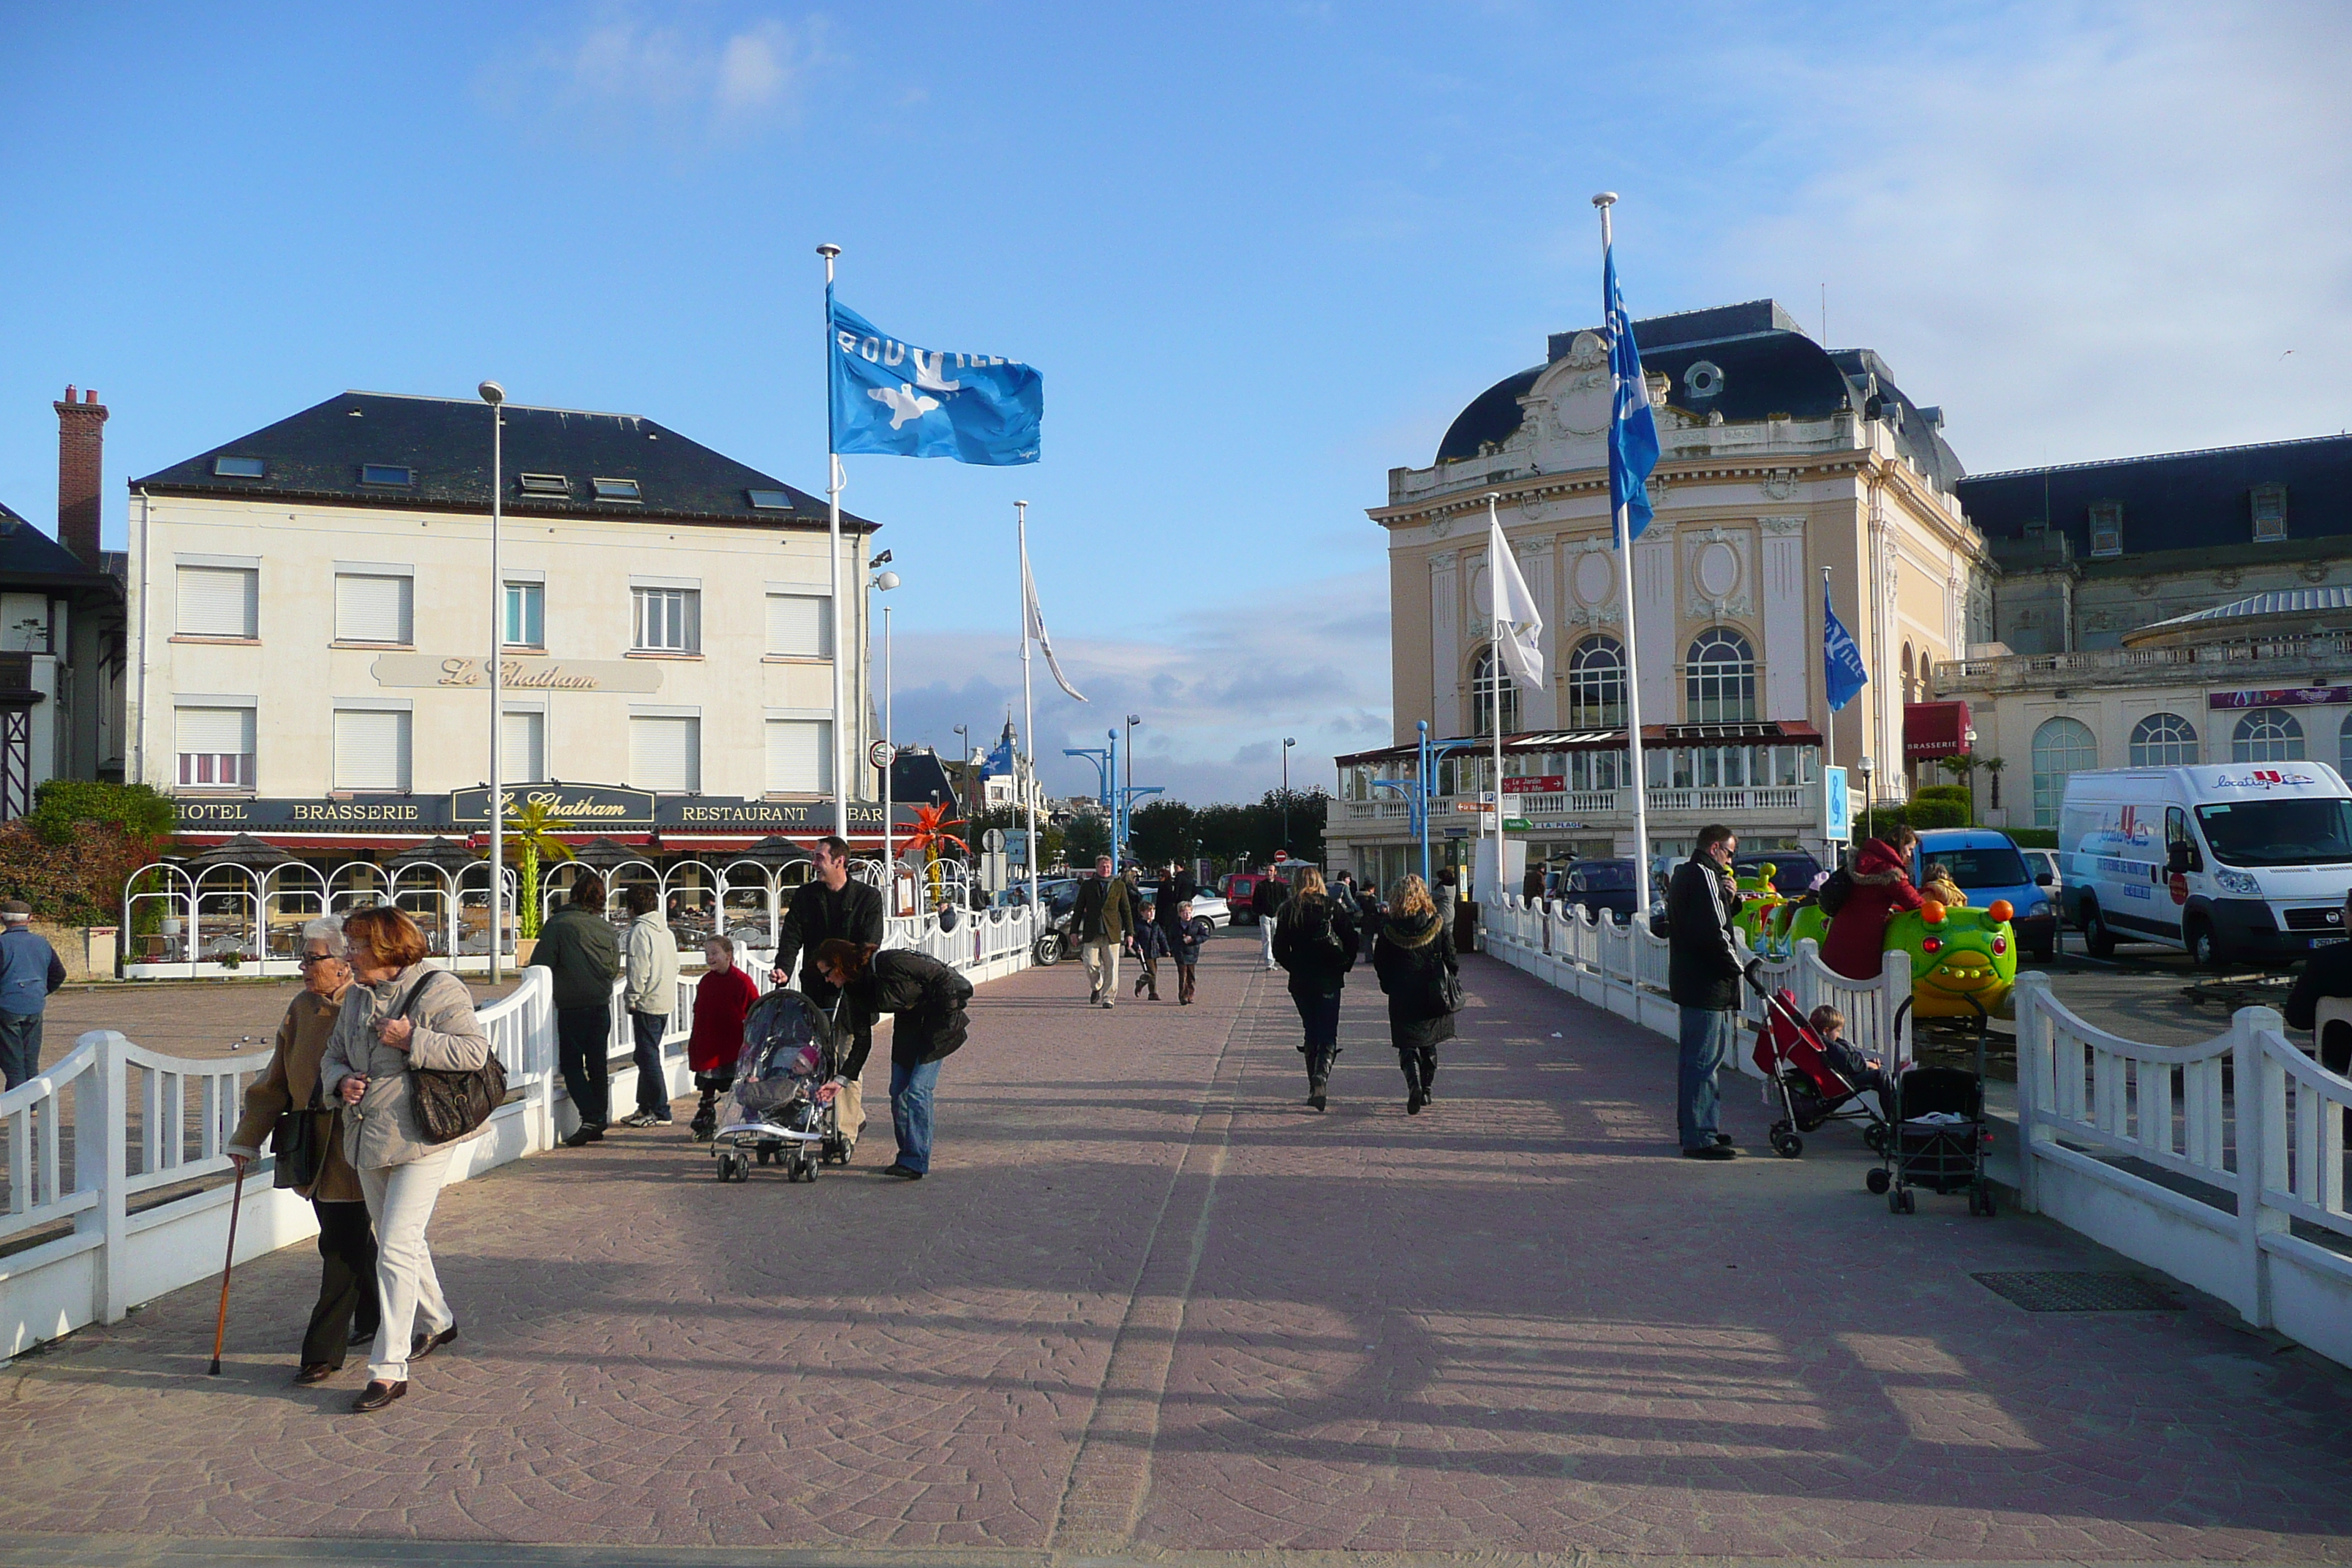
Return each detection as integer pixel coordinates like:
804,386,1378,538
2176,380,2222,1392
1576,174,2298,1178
271,1087,323,1190
402,973,509,1145
1436,962,1466,1015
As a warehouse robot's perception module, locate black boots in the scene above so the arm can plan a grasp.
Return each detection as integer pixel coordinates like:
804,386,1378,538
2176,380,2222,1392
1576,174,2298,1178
1308,1077,1327,1112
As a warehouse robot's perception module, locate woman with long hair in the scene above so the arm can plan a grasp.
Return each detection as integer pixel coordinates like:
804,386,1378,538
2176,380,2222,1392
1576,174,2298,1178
813,938,973,1180
1371,873,1458,1115
316,905,491,1412
1272,866,1357,1111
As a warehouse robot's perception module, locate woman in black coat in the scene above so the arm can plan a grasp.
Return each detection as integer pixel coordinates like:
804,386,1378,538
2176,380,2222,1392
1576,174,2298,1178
815,939,973,1180
1272,868,1358,1112
1371,873,1458,1115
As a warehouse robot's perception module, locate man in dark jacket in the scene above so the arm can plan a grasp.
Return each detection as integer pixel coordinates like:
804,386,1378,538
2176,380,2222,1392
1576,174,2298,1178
1666,825,1744,1160
0,901,65,1090
2284,888,2352,1077
1071,856,1134,1008
772,835,887,1150
1251,871,1289,970
1154,864,1196,947
533,875,623,1147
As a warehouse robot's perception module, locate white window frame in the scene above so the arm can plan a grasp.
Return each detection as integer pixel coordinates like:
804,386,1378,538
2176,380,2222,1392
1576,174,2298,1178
501,706,548,783
764,587,833,659
764,711,834,796
333,701,414,794
628,709,702,794
333,564,415,646
174,558,260,640
632,586,701,653
175,701,256,791
503,578,546,649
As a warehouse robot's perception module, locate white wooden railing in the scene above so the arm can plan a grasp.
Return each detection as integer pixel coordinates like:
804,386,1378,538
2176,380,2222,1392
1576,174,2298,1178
0,904,1039,1356
2013,972,2352,1369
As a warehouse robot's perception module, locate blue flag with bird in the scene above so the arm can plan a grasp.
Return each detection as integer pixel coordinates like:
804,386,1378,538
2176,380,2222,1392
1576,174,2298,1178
1824,579,1869,712
829,296,1041,466
1603,243,1659,545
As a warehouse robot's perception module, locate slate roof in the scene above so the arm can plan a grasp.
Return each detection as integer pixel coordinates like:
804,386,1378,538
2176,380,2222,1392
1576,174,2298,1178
1954,434,2352,557
2141,586,2352,629
0,497,116,587
135,391,875,531
1433,298,1965,489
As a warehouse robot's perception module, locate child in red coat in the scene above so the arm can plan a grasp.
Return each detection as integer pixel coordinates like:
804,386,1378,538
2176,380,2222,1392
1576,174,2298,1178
689,937,762,1141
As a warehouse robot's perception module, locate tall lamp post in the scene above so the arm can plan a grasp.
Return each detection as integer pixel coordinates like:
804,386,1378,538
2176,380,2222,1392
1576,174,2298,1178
478,380,505,984
873,561,900,897
1281,736,1296,854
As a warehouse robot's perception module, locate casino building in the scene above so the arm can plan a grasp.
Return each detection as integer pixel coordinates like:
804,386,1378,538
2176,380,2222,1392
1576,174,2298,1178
128,391,900,860
1330,301,1994,892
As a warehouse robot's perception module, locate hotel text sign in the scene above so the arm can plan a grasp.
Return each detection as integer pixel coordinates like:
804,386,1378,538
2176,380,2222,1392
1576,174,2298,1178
371,655,663,694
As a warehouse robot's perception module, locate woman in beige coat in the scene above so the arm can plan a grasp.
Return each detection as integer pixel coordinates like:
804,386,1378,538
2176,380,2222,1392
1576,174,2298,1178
226,916,379,1384
317,905,491,1413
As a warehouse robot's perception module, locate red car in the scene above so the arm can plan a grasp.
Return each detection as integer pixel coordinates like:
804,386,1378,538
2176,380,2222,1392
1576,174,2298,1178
1221,871,1281,924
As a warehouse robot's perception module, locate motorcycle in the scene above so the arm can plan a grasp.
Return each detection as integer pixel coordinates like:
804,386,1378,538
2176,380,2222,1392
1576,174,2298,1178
1032,906,1076,966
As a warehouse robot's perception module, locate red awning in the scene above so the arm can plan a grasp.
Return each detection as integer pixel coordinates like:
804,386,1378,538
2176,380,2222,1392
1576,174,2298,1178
1904,700,1972,760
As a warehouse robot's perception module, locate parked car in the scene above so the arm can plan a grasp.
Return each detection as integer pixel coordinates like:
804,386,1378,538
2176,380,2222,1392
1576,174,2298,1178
1221,870,1281,924
1731,851,1825,894
1136,887,1232,929
1910,828,2058,962
2021,848,2062,902
1557,859,1643,923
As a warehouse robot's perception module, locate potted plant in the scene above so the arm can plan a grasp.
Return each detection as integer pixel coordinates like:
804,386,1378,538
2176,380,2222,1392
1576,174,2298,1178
505,799,575,965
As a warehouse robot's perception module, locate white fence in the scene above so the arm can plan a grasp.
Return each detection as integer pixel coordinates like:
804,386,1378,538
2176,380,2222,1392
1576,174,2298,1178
1477,894,1912,1077
2013,972,2352,1370
0,905,1039,1356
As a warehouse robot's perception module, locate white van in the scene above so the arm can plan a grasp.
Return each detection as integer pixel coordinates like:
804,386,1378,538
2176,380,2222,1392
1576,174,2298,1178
2059,764,2352,966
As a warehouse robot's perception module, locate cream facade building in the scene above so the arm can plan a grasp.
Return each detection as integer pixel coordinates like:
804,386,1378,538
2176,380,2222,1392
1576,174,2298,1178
127,391,886,854
1333,301,1993,892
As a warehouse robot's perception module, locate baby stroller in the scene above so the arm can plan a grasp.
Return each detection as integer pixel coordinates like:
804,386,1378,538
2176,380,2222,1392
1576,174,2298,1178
711,988,850,1184
1880,994,1997,1217
1745,975,1893,1161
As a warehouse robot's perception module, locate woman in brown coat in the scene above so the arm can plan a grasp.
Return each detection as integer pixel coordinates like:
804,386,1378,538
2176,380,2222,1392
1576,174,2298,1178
227,916,380,1384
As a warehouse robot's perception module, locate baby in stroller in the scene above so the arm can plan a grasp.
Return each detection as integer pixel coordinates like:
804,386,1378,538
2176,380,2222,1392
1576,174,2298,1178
709,987,849,1183
1809,1005,1895,1107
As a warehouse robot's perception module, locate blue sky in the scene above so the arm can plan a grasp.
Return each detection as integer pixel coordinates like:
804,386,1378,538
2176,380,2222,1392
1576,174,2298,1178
4,2,2346,803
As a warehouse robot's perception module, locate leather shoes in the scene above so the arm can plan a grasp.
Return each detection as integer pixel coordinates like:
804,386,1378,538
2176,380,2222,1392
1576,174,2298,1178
293,1362,336,1386
1681,1143,1739,1160
1714,1133,1735,1146
352,1379,407,1412
879,1163,924,1180
410,1324,458,1361
560,1126,604,1147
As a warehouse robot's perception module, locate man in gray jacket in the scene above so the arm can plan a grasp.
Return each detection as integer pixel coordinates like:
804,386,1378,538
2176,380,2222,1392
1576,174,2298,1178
618,884,682,1128
532,875,622,1147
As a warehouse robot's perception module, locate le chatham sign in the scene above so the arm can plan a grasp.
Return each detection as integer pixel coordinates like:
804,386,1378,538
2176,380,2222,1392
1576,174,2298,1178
370,655,665,695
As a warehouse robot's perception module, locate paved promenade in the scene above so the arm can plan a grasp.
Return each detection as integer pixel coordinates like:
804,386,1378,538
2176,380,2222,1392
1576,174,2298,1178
4,932,2351,1566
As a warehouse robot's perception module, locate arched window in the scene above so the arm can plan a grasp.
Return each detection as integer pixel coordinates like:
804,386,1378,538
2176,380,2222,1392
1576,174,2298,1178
2233,708,2304,762
1684,627,1756,723
2032,716,2096,828
2128,712,2199,767
1471,649,1520,736
1566,636,1625,728
1901,644,1915,703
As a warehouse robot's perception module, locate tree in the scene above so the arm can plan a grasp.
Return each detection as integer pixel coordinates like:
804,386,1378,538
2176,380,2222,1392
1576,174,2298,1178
1060,812,1109,865
502,800,573,938
1129,799,1200,868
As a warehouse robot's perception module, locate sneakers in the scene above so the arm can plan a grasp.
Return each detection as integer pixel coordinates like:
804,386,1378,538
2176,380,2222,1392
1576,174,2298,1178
617,1110,662,1129
690,1117,716,1143
1681,1143,1739,1160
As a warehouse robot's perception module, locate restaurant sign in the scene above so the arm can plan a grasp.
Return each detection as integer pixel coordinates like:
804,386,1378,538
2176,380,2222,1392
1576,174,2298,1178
178,785,915,835
371,655,664,694
2208,686,2352,710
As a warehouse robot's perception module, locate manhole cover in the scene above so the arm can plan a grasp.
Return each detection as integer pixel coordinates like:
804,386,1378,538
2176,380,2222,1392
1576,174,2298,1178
1972,1271,2181,1312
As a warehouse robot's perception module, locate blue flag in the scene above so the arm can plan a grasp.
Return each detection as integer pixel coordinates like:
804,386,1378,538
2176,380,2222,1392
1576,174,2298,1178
829,296,1041,465
1824,579,1869,712
979,732,1015,779
1603,242,1659,545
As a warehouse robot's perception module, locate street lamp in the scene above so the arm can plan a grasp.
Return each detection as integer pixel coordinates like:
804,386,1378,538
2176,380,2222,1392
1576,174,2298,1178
874,567,901,897
478,379,505,984
1281,736,1296,853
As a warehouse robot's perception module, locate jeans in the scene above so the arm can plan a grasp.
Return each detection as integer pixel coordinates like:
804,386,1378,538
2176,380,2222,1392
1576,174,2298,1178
305,1198,380,1369
1677,1006,1735,1150
358,1143,456,1383
629,1010,670,1117
0,1011,41,1090
889,1057,943,1174
557,1004,612,1131
1294,987,1341,1083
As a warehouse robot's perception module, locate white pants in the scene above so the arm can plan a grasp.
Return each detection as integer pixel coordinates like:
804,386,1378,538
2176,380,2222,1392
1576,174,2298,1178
358,1143,457,1383
1082,938,1121,999
1262,913,1279,968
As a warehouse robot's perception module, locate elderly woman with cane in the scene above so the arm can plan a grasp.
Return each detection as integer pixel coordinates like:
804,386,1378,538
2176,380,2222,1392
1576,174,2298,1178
225,917,380,1384
317,906,491,1413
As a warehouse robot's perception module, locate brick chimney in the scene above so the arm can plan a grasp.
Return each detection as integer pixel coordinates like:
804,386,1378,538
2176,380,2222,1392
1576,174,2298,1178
54,384,108,570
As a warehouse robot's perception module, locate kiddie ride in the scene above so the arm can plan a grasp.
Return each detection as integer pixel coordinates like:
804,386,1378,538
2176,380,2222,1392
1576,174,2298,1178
1730,863,2019,1019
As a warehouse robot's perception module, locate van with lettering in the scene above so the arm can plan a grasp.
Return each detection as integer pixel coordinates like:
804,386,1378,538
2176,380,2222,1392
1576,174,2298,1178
2058,763,2352,967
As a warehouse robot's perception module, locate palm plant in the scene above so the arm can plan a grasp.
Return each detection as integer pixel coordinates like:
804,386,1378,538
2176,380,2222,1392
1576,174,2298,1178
504,799,575,938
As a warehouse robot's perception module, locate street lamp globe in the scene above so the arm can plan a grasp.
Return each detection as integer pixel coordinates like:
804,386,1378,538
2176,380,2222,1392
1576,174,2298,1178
478,381,505,406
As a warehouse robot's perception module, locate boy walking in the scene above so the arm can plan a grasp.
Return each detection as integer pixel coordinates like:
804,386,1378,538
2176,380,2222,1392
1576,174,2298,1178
1171,900,1212,1006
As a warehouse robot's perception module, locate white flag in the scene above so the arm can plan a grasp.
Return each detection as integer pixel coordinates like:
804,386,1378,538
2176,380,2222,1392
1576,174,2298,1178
1485,511,1545,690
1022,551,1087,702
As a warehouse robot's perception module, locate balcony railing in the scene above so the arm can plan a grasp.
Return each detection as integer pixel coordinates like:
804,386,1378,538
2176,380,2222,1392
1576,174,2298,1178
1338,784,1812,824
1936,633,2352,692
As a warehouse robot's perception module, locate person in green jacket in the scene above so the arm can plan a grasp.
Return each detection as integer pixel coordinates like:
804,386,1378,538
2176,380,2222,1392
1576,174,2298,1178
532,874,622,1147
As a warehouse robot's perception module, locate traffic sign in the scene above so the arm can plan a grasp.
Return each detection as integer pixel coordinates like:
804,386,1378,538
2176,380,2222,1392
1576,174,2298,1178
1502,818,1533,832
869,740,897,769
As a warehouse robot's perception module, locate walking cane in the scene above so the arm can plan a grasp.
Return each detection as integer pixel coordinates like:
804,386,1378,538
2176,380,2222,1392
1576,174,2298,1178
208,1158,248,1376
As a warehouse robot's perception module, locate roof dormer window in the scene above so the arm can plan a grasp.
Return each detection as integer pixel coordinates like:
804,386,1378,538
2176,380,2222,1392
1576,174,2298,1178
747,489,794,510
1684,360,1723,399
361,463,413,487
2089,500,2122,558
2252,482,2286,543
212,456,267,478
592,478,641,502
518,473,569,495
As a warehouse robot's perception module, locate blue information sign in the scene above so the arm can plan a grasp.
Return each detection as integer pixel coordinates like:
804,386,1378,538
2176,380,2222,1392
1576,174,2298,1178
1823,766,1852,842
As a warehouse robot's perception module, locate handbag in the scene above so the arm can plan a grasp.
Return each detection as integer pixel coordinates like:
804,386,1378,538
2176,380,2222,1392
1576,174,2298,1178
271,1088,323,1190
398,973,509,1145
1437,968,1466,1015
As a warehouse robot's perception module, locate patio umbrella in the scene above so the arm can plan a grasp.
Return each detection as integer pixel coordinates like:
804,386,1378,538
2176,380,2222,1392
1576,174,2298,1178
185,834,288,869
385,837,483,872
569,837,640,870
734,835,813,867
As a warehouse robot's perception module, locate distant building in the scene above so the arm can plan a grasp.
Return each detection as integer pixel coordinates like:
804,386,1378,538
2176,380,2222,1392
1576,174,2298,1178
1331,300,1991,891
127,390,893,856
0,388,128,815
1937,435,2352,830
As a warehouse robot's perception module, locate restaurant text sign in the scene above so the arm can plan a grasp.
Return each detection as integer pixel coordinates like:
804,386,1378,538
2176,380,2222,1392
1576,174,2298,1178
2208,686,2352,710
371,655,664,694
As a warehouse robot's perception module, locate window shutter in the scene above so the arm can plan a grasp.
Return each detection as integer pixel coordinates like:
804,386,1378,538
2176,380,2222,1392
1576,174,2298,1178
766,719,832,794
334,573,412,643
502,710,546,782
176,706,255,785
334,709,412,792
766,593,829,657
176,567,257,638
631,716,701,792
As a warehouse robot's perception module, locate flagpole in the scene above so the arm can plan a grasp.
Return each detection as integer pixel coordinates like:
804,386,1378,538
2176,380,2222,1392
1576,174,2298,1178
818,242,848,843
1822,566,1837,777
1486,494,1505,889
1018,501,1039,918
1595,194,1651,897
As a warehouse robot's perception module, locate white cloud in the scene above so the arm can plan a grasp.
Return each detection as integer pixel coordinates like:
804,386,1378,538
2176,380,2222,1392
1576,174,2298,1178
503,7,821,136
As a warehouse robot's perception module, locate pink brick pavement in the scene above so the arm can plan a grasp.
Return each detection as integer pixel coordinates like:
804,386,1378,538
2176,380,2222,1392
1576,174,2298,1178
2,932,2348,1563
